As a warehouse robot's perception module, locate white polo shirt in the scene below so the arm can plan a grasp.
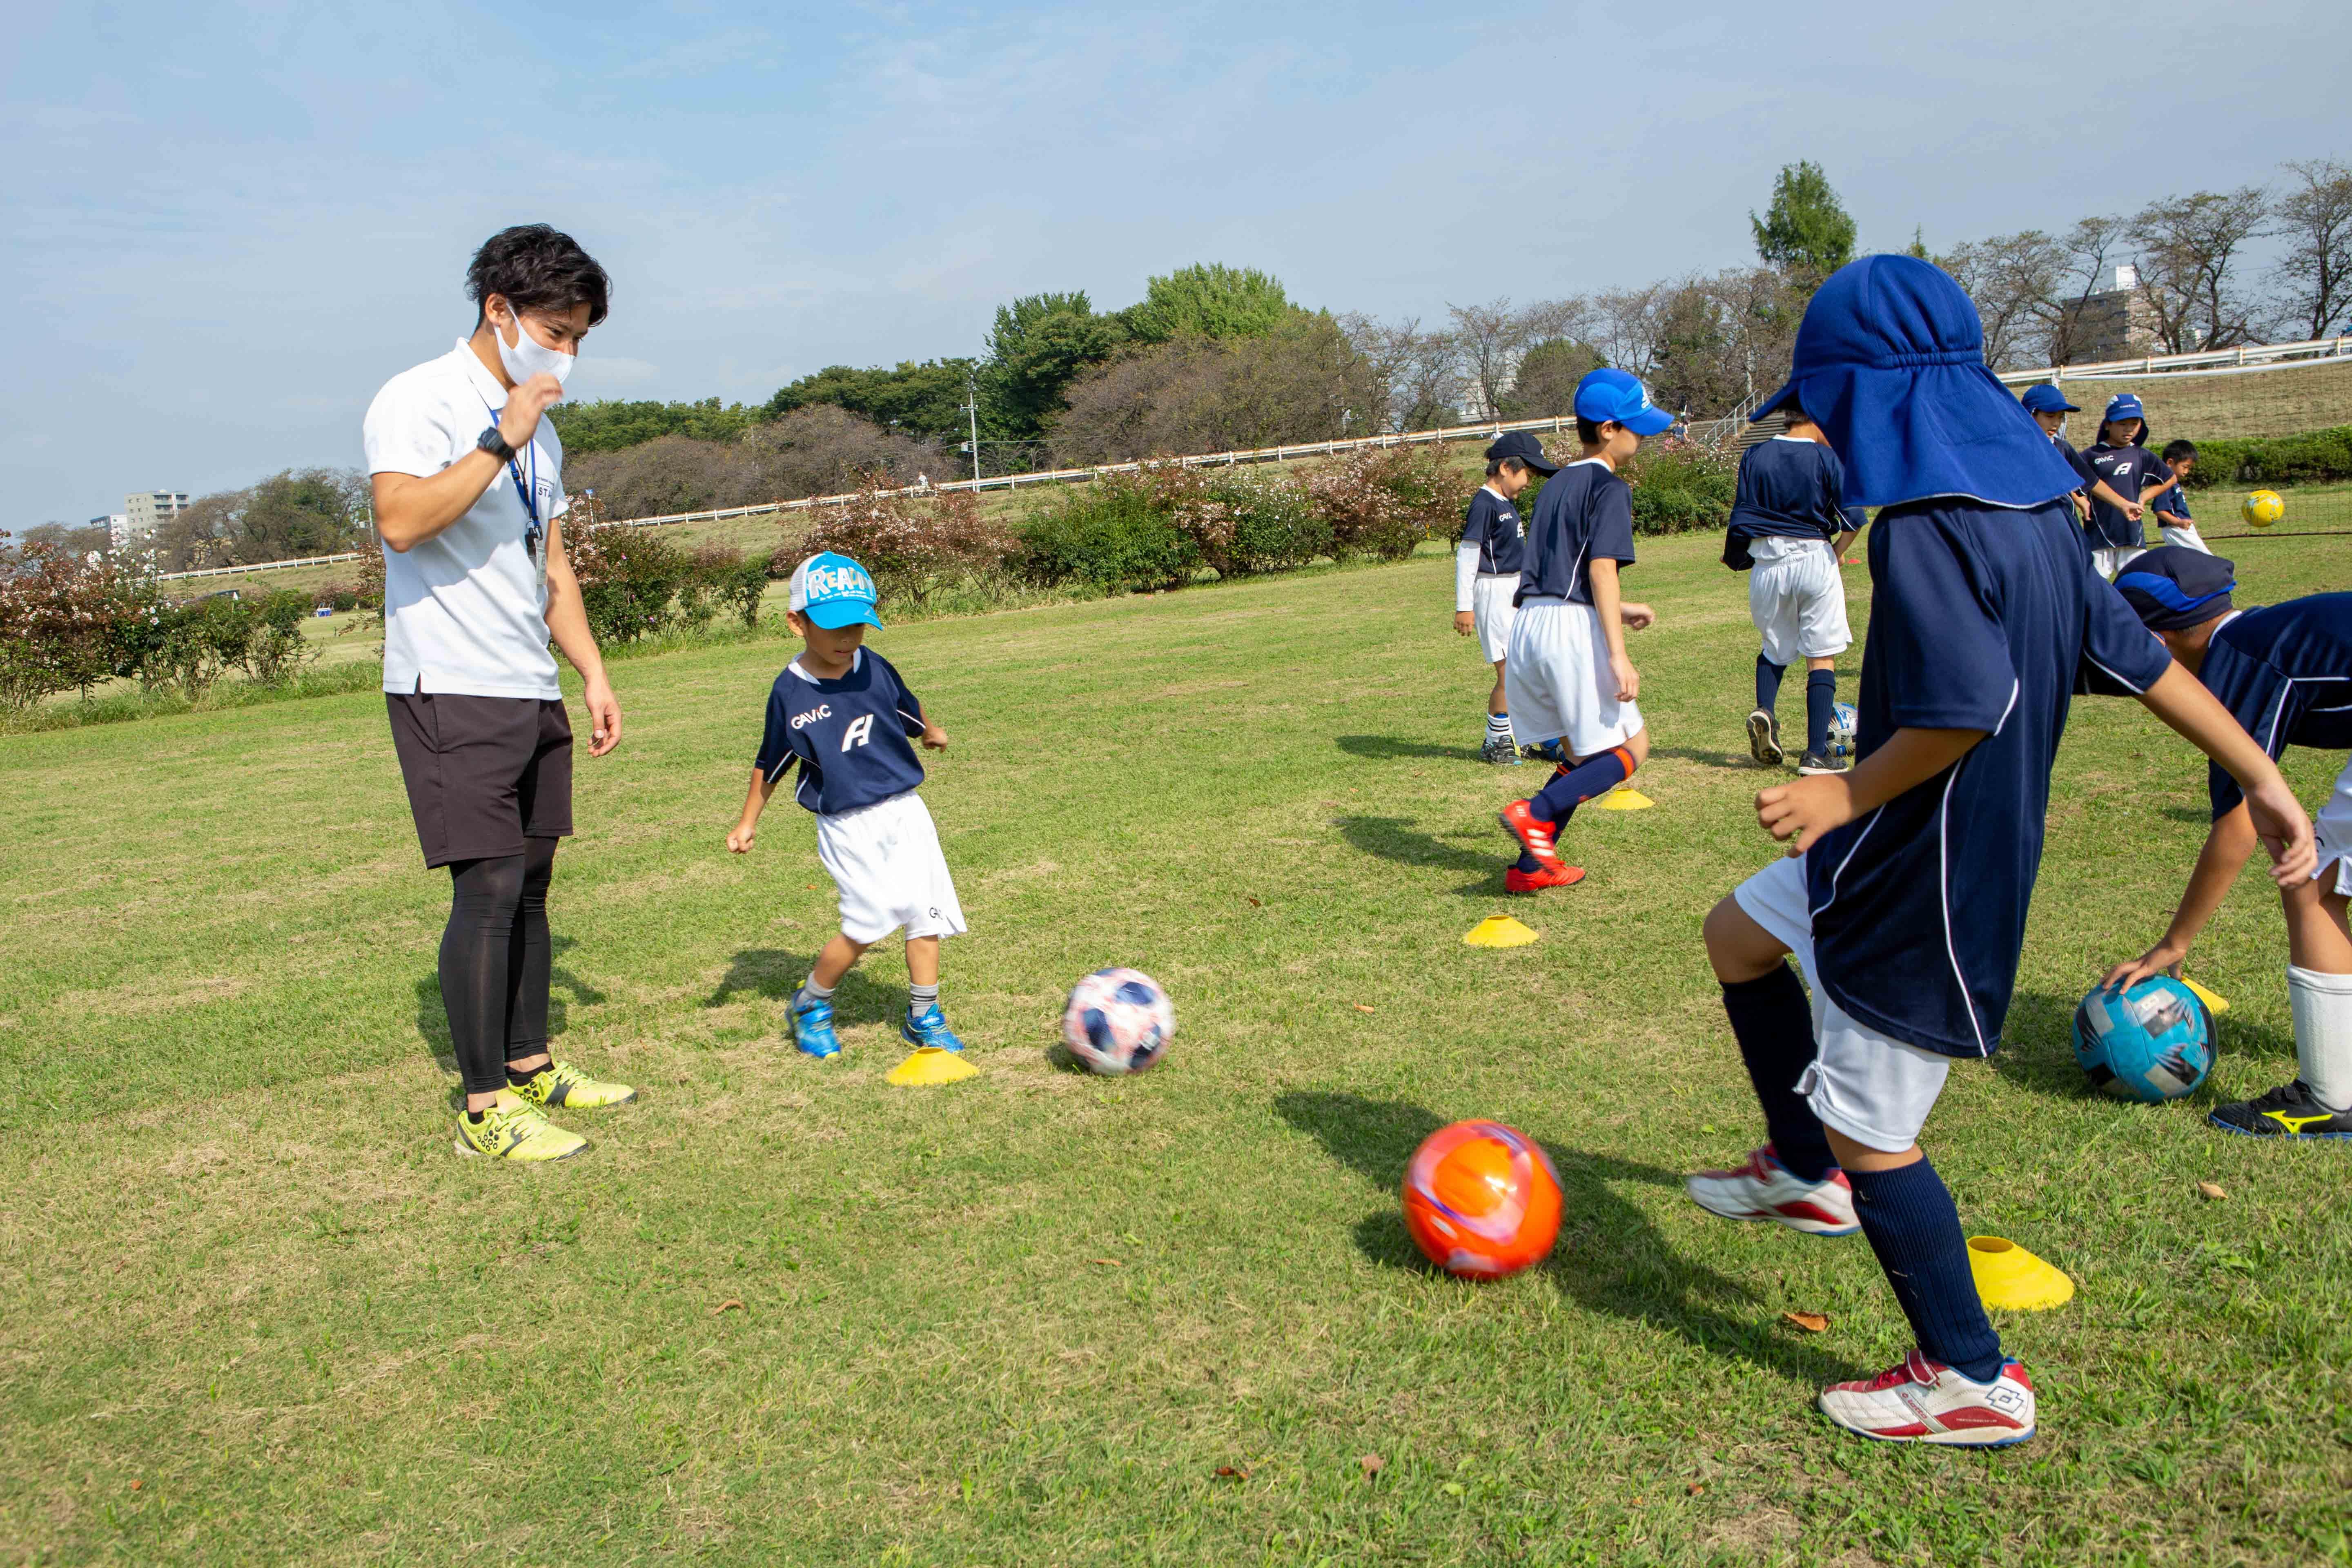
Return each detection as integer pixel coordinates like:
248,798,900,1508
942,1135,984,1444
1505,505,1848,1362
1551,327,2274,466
362,341,568,699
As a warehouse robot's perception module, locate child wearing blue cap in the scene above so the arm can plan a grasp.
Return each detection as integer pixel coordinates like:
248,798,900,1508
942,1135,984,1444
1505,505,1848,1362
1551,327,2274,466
1683,256,2313,1446
726,552,966,1060
1493,368,1663,893
1454,431,1557,764
2105,548,2352,1138
2019,383,2145,532
2082,393,2180,577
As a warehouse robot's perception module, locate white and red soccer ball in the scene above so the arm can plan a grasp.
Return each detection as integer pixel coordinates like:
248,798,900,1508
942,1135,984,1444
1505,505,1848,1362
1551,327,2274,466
1060,968,1175,1075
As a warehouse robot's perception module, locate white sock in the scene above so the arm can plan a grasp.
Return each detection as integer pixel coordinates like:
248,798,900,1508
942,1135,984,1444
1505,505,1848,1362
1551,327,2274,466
2286,964,2352,1111
1486,711,1512,737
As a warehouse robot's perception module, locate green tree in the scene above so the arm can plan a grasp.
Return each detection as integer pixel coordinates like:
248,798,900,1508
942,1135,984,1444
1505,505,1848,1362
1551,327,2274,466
764,359,976,441
1118,263,1295,344
1751,160,1857,285
1496,338,1605,420
549,398,760,453
976,291,1125,440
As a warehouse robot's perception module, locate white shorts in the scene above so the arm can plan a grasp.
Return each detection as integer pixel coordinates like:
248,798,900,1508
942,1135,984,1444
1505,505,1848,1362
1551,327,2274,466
1746,536,1851,665
1732,855,1952,1153
1503,599,1644,760
2157,522,2209,554
814,791,967,945
1470,573,1517,664
2091,544,2144,579
2313,754,2352,897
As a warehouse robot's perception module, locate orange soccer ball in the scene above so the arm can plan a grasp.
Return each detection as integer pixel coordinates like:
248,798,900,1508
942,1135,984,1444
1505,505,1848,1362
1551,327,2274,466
1401,1120,1563,1278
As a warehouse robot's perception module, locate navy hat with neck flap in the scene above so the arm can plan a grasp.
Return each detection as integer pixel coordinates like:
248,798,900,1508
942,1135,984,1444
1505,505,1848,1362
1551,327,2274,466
1749,254,2082,511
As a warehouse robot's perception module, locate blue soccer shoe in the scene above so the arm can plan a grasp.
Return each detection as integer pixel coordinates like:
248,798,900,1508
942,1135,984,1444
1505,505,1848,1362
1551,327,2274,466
900,1004,966,1053
791,996,842,1059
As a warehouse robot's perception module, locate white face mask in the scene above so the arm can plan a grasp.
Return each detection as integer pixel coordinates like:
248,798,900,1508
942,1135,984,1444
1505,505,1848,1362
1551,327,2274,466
494,304,577,386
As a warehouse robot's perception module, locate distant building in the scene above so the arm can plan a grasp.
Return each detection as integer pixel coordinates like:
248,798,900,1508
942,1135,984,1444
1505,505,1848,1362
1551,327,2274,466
2058,265,2163,364
92,514,131,550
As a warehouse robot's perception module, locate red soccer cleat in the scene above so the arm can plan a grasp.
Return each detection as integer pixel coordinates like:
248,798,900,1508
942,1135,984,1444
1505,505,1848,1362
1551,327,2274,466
1497,800,1566,871
1506,863,1586,893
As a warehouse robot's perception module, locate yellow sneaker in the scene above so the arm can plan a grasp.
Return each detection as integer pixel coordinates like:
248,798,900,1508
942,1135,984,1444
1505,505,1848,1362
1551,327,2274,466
508,1058,637,1110
453,1096,588,1161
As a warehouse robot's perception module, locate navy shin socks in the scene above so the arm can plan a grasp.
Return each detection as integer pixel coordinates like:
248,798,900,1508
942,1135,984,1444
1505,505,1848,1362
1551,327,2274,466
1718,964,1834,1181
1531,746,1631,826
1805,669,1837,758
1847,1157,2005,1383
1755,655,1786,714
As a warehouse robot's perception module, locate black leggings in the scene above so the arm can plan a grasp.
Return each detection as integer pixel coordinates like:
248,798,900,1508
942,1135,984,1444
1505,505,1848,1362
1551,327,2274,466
440,837,559,1096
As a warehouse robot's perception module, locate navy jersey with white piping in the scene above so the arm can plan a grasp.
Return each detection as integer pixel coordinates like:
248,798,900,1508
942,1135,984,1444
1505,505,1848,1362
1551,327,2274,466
1723,435,1849,569
2083,442,2170,548
1801,497,2172,1058
2050,434,2099,494
1514,458,1634,606
2154,479,2192,520
1460,486,1526,576
2196,595,2352,819
753,648,928,815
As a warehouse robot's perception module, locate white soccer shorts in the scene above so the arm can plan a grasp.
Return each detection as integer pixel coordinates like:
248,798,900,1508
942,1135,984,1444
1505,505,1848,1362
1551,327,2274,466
1470,573,1517,664
1747,536,1851,666
2091,544,2145,579
814,791,967,944
1504,599,1644,760
2157,523,2210,554
1732,855,1953,1153
2312,754,2352,897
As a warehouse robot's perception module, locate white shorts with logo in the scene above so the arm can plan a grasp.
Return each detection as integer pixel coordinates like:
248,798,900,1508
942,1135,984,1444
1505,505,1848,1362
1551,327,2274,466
1470,573,1517,664
1504,598,1644,760
2312,754,2352,897
2091,544,2145,579
1746,535,1851,666
1732,855,1953,1153
814,791,967,944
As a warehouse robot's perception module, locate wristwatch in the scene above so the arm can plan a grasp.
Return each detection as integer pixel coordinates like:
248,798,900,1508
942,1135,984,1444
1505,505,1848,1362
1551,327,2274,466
477,425,516,463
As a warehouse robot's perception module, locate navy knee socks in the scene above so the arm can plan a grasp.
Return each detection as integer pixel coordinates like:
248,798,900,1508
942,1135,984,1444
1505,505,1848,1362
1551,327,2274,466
1847,1156,2005,1383
1514,747,1635,872
1717,964,1834,1181
1755,655,1786,714
1805,669,1838,758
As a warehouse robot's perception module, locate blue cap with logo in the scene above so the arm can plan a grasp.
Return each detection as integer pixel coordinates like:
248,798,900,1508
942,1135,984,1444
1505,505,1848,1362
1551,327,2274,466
789,552,884,630
2103,392,2147,442
1573,368,1675,436
2019,383,2079,414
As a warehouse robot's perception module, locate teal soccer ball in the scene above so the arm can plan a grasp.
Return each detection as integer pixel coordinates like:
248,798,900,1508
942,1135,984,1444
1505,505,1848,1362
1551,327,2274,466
2072,977,2214,1103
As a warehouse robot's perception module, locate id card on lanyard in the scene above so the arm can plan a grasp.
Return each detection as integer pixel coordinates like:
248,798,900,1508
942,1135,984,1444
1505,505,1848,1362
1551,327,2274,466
484,396,548,598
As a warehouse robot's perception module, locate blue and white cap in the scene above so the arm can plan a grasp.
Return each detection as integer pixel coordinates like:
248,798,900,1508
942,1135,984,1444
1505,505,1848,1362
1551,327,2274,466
788,552,884,630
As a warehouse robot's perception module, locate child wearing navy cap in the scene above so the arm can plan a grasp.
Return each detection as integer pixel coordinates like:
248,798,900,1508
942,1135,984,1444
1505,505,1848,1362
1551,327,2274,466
1684,257,2313,1445
2105,547,2352,1138
2082,393,2180,577
1493,368,1663,893
726,552,967,1060
1454,431,1557,764
2152,439,2209,553
1722,405,1859,773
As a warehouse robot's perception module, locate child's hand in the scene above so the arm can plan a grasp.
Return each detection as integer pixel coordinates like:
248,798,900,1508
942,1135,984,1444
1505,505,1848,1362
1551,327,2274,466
1608,652,1640,702
1619,602,1655,631
2243,771,2317,886
2122,500,2145,523
921,724,949,751
1453,611,1476,637
2101,939,2187,992
1757,774,1855,855
726,823,756,855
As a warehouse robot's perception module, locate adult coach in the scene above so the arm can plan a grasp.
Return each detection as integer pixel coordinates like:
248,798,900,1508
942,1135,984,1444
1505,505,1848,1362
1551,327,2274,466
363,224,635,1162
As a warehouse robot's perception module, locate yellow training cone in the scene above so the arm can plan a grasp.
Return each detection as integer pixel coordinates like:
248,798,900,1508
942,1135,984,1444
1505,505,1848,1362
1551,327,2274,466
1594,785,1654,811
886,1047,978,1087
1967,1236,2074,1311
1463,916,1539,948
2180,976,2231,1015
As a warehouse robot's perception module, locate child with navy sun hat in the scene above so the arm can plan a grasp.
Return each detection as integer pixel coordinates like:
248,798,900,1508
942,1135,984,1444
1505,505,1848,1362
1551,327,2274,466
1493,368,1663,893
726,552,967,1060
2081,392,2180,577
1683,255,2314,1446
2104,547,2352,1139
2018,382,2146,533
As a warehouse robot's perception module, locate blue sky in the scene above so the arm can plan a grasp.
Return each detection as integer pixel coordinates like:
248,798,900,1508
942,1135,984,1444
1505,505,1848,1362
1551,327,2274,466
5,0,2348,528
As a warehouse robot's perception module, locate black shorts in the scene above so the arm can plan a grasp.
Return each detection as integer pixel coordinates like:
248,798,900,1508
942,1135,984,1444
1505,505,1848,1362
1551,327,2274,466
387,693,573,868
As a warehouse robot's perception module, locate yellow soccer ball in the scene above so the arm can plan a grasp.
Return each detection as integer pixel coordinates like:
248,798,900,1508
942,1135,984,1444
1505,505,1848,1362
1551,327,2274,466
2242,489,2285,528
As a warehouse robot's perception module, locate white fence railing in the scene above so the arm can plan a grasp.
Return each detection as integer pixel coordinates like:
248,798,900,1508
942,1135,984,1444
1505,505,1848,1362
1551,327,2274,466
158,550,367,584
1996,333,2352,386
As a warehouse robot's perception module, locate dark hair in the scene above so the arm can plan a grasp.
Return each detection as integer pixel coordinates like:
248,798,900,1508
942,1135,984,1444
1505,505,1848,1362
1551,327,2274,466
1778,402,1812,428
1485,457,1527,478
467,224,611,327
2162,439,2197,463
1575,416,1605,445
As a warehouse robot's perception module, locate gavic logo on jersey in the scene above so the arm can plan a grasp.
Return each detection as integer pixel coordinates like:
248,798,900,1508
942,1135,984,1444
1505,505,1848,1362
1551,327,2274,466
840,713,875,751
789,704,832,730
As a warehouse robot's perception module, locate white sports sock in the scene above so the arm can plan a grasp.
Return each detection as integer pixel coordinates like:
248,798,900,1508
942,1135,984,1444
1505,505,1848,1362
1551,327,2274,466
2286,964,2352,1111
1486,711,1512,737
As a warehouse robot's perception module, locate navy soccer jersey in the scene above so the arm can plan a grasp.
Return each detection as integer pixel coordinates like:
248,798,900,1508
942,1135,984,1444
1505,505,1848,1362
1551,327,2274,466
2050,434,2099,494
1460,485,1525,576
2083,443,2170,548
753,647,928,815
2196,595,2352,819
1802,497,2172,1058
1514,458,1634,607
1724,435,1849,569
2154,479,2192,521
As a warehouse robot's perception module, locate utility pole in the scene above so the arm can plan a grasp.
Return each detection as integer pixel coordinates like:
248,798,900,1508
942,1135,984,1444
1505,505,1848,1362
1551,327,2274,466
966,367,982,485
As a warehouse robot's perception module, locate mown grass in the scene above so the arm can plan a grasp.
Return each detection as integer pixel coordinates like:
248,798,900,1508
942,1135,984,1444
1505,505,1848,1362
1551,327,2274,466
2,528,2350,1565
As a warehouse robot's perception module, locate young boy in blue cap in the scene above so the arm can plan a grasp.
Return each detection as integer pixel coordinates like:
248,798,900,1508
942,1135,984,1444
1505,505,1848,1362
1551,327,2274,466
1454,431,1555,764
726,552,967,1059
1722,406,1858,774
1683,256,2313,1445
2152,439,2209,553
2019,383,2144,532
2104,547,2352,1137
2082,392,2179,577
1494,368,1663,893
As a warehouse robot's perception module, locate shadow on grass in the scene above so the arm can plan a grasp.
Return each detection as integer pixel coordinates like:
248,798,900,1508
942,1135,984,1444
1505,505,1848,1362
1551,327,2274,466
703,947,902,1020
1335,734,1484,763
1996,988,2299,1103
1334,815,1511,900
1649,744,1759,772
412,936,609,1100
1275,1090,1869,1385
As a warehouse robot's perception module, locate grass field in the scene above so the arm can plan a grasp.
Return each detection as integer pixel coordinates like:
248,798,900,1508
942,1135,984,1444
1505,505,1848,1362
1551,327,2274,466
5,528,2352,1566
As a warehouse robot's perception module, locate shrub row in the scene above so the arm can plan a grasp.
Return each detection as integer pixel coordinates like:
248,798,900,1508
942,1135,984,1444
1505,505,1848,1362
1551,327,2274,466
2181,424,2352,490
564,533,772,647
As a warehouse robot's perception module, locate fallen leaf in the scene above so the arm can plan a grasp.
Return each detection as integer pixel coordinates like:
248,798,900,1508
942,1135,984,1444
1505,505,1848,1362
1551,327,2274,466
1353,1004,1376,1014
129,1479,141,1491
1359,1453,1385,1478
2198,1180,2227,1200
1441,1480,1464,1497
1245,897,1261,907
1700,1123,1716,1134
1686,1482,1704,1497
1214,1465,1250,1480
1090,1257,1122,1267
1782,1310,1830,1333
805,884,815,890
712,1298,744,1316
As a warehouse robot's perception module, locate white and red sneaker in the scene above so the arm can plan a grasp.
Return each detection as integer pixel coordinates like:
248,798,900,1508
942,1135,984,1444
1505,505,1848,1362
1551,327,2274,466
1684,1145,1858,1236
1819,1350,2037,1446
1497,800,1566,872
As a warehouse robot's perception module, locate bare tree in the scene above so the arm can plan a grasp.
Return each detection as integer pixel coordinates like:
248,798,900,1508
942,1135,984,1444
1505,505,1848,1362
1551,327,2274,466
2129,187,2273,351
1339,312,1458,432
1446,297,1585,419
2047,215,2131,364
1586,284,1670,379
1047,314,1383,464
2272,158,2352,340
1938,230,2067,369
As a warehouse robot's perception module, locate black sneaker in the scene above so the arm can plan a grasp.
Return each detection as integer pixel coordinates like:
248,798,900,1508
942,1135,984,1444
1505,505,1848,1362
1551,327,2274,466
1480,733,1523,766
2209,1080,2352,1140
1746,708,1783,767
1797,749,1848,776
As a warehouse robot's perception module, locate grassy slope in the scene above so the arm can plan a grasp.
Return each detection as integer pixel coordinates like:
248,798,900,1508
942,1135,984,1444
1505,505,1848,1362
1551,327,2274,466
3,532,2350,1566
